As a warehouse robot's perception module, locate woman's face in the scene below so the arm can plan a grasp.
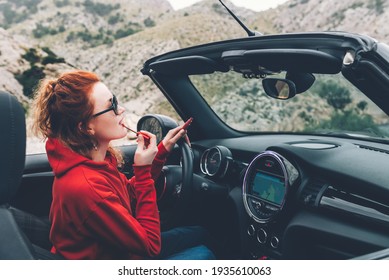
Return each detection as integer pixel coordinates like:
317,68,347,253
88,82,127,146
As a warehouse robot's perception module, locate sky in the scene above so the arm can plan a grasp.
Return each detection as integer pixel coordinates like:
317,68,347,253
167,0,289,12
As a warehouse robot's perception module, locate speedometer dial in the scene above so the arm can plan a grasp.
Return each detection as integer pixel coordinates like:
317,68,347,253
139,117,163,143
137,114,179,144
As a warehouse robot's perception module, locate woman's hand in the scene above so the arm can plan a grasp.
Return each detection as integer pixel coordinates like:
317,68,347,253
162,124,190,152
134,131,158,166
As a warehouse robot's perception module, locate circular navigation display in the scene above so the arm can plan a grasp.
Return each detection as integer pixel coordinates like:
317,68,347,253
242,151,292,223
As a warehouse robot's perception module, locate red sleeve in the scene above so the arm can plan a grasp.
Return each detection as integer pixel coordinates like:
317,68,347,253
150,142,170,180
127,142,169,207
84,165,160,258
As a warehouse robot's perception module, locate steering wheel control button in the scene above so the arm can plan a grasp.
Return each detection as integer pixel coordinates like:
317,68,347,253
200,182,209,191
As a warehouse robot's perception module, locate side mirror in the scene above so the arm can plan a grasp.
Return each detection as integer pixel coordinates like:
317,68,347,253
262,78,296,100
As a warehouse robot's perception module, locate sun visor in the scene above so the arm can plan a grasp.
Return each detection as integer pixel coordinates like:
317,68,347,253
222,49,342,74
149,56,225,75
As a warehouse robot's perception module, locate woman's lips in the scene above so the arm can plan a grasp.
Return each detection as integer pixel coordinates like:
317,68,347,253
119,117,125,125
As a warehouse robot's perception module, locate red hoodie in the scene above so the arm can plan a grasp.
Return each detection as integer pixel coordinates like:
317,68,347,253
46,138,169,259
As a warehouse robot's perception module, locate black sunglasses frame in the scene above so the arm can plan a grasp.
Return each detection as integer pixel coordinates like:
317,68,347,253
92,95,119,118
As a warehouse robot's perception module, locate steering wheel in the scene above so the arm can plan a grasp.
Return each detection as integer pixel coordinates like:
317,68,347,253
137,114,194,227
156,138,193,212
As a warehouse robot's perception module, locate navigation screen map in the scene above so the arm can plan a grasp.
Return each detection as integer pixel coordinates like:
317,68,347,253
251,171,285,205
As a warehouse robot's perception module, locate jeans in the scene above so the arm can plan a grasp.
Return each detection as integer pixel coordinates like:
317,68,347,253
158,226,215,260
10,206,215,260
9,206,52,250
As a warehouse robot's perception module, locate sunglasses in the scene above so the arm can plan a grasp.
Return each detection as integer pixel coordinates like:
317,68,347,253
92,94,119,118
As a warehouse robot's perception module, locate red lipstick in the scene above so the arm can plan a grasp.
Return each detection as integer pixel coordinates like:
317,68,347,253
122,124,150,141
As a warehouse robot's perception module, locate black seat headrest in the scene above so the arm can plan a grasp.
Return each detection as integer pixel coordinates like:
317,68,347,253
0,91,26,205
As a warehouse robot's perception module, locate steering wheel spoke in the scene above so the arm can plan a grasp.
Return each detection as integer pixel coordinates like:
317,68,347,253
156,141,193,227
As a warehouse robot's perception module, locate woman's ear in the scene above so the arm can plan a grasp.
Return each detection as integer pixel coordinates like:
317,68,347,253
79,121,95,135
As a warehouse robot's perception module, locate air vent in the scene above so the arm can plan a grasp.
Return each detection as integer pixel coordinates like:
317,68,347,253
320,186,389,226
357,145,389,155
299,180,327,207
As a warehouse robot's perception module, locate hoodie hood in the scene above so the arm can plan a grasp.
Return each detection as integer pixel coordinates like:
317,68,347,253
46,138,109,177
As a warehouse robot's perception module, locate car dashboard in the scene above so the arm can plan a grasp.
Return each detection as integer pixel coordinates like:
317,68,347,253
190,134,389,260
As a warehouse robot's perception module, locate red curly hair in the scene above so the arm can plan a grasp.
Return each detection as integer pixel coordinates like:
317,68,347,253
33,70,123,164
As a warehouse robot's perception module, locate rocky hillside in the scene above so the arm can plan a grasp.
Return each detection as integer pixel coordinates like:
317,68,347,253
0,27,29,105
0,0,257,121
257,0,389,41
0,0,388,152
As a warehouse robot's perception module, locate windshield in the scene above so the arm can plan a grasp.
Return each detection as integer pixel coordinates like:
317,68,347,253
190,71,389,141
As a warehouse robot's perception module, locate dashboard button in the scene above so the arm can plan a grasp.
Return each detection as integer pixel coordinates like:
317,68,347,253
251,199,262,209
247,224,255,236
256,228,267,244
270,236,279,249
265,204,279,211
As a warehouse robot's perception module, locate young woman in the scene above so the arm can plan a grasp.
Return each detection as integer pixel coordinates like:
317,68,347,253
32,70,214,260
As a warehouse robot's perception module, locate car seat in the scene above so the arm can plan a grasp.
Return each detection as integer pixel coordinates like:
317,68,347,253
0,91,61,259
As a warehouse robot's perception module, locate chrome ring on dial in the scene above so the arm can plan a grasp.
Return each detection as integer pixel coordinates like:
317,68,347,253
242,151,298,223
200,146,232,178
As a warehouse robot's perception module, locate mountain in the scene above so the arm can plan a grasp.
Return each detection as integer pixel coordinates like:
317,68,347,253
0,0,257,121
0,27,29,105
0,0,388,152
257,0,389,40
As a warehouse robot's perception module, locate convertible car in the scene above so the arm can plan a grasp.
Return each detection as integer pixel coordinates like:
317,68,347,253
2,6,389,260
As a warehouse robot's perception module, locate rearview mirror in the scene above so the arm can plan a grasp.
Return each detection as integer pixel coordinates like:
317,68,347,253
262,78,296,100
286,72,315,93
